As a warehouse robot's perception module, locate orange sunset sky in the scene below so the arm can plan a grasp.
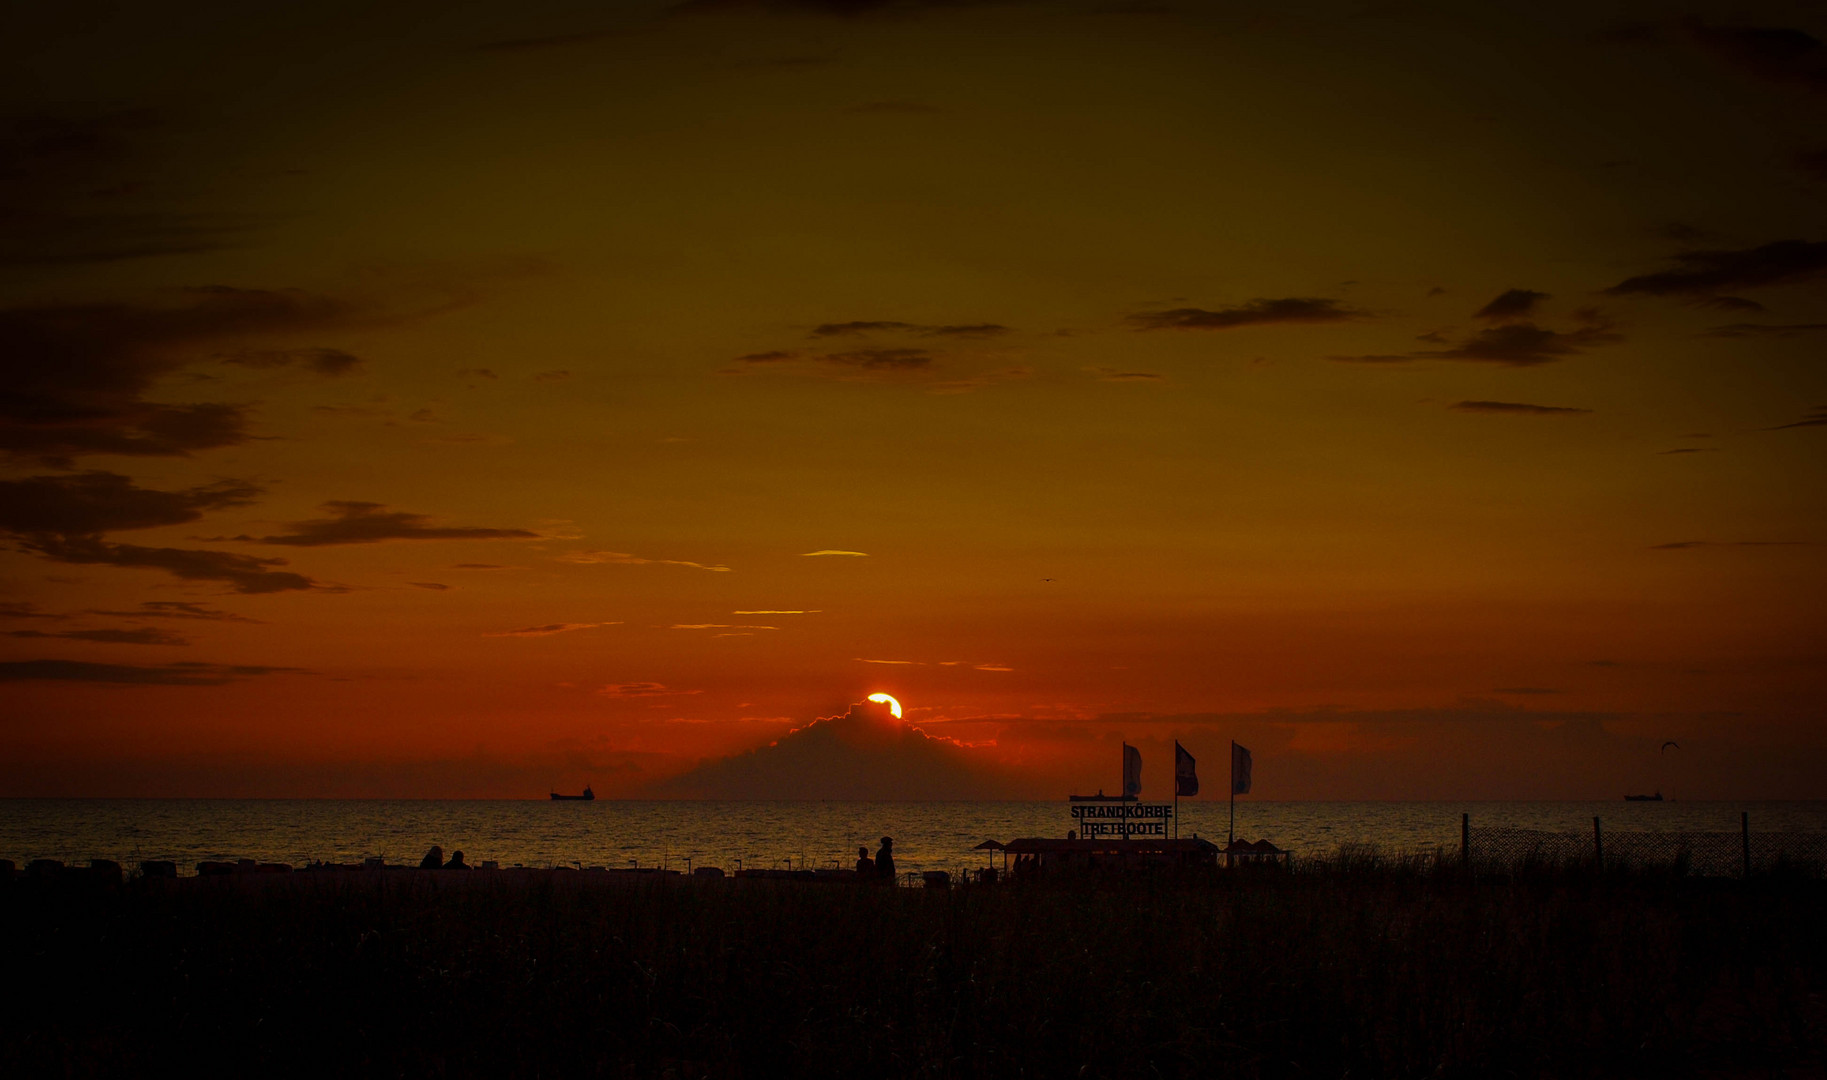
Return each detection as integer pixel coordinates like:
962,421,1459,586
1,0,1823,799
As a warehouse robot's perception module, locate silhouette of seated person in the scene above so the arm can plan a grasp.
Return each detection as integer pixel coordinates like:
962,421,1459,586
446,849,468,870
854,845,874,877
419,845,443,869
875,836,896,883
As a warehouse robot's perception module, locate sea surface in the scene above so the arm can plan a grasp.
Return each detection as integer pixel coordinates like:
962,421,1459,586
3,799,1824,877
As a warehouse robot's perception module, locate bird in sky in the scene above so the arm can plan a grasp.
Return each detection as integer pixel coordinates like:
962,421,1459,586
1661,741,1680,754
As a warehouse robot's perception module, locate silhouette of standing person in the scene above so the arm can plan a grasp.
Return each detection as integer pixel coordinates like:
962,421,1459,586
854,845,874,877
875,836,895,884
419,845,443,869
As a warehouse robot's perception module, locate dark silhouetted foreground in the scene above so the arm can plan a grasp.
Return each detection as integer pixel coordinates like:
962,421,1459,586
2,855,1824,1078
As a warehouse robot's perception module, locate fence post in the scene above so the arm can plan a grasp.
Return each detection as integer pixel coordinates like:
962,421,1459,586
1742,810,1751,879
1592,816,1603,868
1461,812,1470,870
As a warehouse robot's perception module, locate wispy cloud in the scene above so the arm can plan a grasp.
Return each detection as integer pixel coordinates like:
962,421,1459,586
8,626,187,645
1605,240,1827,298
485,621,619,637
811,320,916,336
0,472,317,593
0,602,60,619
218,347,362,375
0,659,306,685
928,366,1032,395
599,681,700,697
1129,297,1363,331
800,549,868,557
1451,400,1592,415
560,550,732,571
0,286,364,465
732,609,820,614
1685,22,1827,95
23,537,316,594
820,348,933,369
1332,316,1619,367
1769,405,1827,430
230,501,539,547
1698,322,1827,338
856,657,919,664
671,623,778,630
1473,289,1549,321
1423,319,1618,366
812,320,1011,339
1086,367,1165,382
86,601,258,622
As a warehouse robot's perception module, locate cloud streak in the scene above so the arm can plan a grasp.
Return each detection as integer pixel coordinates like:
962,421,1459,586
1332,317,1619,367
8,626,188,645
811,320,1009,338
0,659,305,685
1451,400,1593,415
1686,22,1827,95
1473,289,1549,321
1129,297,1362,331
560,550,732,571
233,502,539,547
20,536,316,594
1769,405,1827,430
484,622,619,637
0,471,318,593
86,601,258,622
1700,322,1827,338
599,682,699,697
1605,240,1827,298
0,109,256,268
0,286,360,465
218,347,362,375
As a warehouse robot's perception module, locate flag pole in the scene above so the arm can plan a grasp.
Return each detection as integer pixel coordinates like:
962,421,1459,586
1228,739,1235,847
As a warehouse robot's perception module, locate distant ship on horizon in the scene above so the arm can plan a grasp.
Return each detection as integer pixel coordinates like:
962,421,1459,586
1624,791,1664,802
550,785,594,801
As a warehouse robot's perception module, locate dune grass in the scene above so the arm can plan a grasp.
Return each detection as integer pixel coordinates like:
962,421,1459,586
3,860,1823,1078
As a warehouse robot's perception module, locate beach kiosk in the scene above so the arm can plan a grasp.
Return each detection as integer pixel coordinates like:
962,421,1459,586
983,835,1222,880
1220,838,1291,868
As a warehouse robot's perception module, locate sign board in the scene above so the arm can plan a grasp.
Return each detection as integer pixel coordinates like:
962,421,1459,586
1069,802,1173,838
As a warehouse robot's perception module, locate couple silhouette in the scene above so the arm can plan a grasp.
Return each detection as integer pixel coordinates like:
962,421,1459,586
854,836,895,882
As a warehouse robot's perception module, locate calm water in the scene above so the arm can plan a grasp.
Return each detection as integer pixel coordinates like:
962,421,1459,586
4,800,1824,877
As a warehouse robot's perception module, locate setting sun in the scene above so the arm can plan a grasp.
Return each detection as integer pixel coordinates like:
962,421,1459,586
867,694,903,720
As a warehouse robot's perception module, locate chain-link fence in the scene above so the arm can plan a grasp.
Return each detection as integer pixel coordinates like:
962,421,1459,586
1464,815,1827,877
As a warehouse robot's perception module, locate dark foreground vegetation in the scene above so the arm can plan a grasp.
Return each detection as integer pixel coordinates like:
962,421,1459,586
4,857,1824,1079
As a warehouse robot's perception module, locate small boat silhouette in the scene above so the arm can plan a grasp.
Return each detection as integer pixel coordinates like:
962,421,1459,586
550,785,594,801
1623,791,1663,801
